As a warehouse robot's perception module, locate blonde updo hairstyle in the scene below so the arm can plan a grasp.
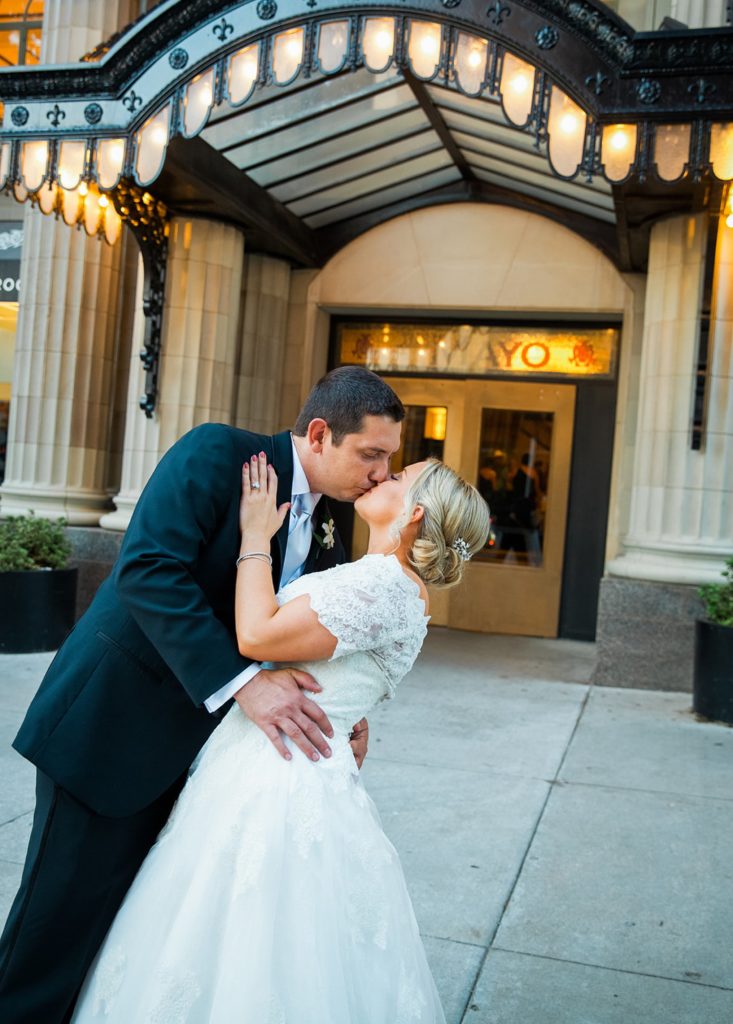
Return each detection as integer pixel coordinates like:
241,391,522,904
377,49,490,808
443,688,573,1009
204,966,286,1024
392,460,491,589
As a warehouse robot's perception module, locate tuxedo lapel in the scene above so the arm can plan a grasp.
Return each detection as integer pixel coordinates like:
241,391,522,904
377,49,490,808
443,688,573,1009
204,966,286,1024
270,430,294,588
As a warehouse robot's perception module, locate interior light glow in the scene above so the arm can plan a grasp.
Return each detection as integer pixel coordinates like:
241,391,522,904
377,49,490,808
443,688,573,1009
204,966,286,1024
500,53,535,126
709,123,733,181
362,18,395,71
272,27,305,84
229,44,259,104
135,106,170,187
96,138,125,190
547,87,586,177
184,70,215,137
57,140,86,191
601,124,637,182
408,21,442,79
20,140,48,192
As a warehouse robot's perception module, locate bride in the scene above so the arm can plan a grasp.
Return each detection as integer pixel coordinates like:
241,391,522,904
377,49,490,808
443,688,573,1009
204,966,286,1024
71,453,490,1023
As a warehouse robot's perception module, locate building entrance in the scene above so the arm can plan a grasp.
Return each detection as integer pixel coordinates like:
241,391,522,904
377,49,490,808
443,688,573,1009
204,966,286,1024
336,317,619,639
351,377,575,637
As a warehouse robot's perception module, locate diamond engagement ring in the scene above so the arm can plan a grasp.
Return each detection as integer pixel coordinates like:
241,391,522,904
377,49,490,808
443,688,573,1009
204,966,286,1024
251,482,260,490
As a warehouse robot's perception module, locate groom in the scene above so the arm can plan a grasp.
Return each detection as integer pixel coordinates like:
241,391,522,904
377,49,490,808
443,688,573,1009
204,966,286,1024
0,366,404,1023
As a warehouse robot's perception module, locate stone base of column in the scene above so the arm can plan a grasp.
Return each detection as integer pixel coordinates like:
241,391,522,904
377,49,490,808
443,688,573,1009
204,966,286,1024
592,576,704,693
607,545,728,586
0,483,112,525
67,526,124,617
99,491,139,532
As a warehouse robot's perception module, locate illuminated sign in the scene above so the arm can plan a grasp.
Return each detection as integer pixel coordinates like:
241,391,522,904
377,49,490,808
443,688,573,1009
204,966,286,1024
338,322,618,379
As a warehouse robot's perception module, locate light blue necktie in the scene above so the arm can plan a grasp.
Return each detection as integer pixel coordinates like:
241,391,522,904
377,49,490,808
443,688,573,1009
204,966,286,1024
280,491,317,587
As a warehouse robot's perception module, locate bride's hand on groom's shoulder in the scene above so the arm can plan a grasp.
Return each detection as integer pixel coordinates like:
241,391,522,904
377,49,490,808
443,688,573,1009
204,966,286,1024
240,451,290,540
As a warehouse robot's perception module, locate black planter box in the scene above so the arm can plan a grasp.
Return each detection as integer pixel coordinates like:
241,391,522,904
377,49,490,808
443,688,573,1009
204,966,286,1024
693,619,733,725
0,568,78,653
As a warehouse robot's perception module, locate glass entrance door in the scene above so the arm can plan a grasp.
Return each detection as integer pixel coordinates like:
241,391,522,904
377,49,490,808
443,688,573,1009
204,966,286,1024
356,377,576,637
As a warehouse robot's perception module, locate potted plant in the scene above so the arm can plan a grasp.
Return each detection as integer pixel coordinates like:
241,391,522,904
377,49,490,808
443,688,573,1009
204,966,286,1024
693,556,733,725
0,512,78,653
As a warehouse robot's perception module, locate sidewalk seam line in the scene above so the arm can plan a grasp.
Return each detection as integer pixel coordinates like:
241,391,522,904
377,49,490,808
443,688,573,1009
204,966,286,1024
491,946,733,992
458,681,594,1021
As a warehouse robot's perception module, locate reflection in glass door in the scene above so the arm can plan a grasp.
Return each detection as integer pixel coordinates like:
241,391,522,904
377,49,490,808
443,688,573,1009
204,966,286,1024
476,409,554,568
392,405,447,471
379,378,575,637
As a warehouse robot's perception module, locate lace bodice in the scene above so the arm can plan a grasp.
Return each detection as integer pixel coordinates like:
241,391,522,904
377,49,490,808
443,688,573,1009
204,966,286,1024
273,553,429,732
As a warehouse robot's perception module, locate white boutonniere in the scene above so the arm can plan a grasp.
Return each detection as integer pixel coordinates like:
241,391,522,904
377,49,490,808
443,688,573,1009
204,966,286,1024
315,518,336,550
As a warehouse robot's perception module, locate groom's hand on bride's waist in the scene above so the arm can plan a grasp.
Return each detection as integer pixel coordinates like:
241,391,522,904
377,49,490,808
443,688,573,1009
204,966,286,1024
234,667,335,764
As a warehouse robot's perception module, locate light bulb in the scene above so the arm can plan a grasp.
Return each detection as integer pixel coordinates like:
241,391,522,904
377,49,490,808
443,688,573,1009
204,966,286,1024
286,37,300,57
151,126,167,146
727,213,733,228
511,73,530,95
468,49,482,68
78,181,88,196
98,194,109,208
610,129,629,151
560,112,579,134
420,35,438,56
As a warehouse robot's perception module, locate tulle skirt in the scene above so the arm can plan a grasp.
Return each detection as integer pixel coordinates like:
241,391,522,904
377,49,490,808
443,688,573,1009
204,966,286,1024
71,707,446,1023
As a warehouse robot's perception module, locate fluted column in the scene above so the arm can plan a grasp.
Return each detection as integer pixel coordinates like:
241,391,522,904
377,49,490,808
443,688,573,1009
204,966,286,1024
235,255,291,434
614,1,727,29
101,218,245,530
0,0,140,523
670,0,727,28
608,213,733,585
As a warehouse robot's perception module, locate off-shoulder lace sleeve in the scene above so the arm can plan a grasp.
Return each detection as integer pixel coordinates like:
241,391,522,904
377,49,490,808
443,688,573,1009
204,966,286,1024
283,555,428,673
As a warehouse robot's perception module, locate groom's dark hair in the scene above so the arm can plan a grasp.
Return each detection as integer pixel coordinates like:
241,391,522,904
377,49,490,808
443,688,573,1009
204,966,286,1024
294,366,404,445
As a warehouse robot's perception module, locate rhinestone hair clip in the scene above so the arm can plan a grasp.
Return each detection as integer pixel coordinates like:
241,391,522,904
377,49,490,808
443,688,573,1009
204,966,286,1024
452,537,471,562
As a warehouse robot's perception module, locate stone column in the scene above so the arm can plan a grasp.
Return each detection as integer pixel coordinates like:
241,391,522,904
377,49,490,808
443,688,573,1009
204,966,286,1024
608,214,732,585
0,0,140,523
596,213,733,689
235,255,291,435
670,1,728,28
101,217,245,530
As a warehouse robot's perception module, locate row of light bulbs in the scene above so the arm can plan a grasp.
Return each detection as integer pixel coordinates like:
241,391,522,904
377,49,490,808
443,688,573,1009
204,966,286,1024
4,14,733,245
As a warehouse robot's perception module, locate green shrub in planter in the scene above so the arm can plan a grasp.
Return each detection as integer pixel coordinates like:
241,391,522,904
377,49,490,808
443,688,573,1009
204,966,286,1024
698,557,733,627
0,513,77,653
0,513,72,572
694,557,733,725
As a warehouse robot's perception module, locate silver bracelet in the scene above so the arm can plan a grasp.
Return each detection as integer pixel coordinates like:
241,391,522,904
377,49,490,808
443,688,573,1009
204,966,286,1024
235,551,272,568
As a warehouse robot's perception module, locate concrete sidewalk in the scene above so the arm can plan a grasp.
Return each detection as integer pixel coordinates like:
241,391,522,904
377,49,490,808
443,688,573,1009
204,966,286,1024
1,631,732,1023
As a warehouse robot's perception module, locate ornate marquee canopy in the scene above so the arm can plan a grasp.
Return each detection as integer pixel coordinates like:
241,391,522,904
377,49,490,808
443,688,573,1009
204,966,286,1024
0,0,732,413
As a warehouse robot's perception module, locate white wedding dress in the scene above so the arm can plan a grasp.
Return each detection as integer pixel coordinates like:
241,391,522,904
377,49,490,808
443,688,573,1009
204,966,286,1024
71,553,447,1024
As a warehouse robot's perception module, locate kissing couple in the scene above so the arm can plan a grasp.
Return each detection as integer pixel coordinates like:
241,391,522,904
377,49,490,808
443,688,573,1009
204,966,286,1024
0,366,490,1023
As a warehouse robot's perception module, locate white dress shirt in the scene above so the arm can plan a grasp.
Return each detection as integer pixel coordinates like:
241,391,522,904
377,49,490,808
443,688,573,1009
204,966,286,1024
204,436,321,713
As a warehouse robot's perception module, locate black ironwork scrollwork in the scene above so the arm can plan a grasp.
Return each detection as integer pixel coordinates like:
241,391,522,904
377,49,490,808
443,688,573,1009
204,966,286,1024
123,90,143,113
84,102,103,125
585,70,608,96
112,182,169,418
637,79,661,105
46,104,66,127
257,0,277,19
688,78,715,105
169,47,189,69
486,1,510,25
535,26,559,50
212,17,234,40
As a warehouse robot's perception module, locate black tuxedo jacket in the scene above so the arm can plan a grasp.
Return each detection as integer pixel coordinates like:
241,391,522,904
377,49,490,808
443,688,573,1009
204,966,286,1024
13,425,345,817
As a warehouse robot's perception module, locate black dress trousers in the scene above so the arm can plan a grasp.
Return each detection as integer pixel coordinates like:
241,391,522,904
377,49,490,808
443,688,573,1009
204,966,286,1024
0,770,185,1024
